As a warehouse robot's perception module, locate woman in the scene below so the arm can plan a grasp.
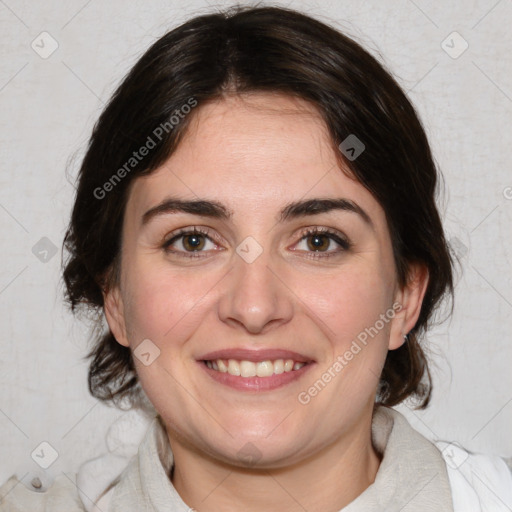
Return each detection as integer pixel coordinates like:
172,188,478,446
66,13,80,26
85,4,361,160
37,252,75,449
1,5,510,511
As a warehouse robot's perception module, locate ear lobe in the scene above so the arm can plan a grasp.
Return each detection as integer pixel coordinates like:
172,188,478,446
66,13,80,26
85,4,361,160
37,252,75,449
103,285,130,347
389,264,429,350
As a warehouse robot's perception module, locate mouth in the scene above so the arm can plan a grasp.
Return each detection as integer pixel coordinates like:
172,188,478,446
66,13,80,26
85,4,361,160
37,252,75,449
203,358,307,377
198,349,315,391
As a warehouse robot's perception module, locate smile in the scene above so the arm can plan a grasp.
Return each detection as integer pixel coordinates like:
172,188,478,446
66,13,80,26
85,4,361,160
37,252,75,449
198,349,315,391
204,358,306,377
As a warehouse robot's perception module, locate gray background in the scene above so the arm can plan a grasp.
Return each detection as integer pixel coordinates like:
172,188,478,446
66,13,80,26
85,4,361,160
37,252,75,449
0,0,511,484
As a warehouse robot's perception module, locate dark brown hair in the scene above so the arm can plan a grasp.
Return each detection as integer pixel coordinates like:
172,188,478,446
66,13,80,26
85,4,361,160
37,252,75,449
62,5,453,410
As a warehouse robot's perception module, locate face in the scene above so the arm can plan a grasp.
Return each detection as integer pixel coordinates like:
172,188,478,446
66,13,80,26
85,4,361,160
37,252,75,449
105,93,426,468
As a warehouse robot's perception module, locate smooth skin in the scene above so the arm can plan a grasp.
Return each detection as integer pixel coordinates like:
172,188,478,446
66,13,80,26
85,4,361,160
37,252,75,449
104,92,428,512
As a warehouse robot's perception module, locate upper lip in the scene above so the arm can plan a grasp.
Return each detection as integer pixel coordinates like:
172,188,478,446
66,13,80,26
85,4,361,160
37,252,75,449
199,348,314,363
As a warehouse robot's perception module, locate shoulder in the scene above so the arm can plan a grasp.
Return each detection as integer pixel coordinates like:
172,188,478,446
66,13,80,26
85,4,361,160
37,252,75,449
0,473,87,512
435,440,512,511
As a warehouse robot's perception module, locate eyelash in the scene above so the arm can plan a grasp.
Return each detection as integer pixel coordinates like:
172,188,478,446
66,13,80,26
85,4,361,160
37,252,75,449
296,227,351,258
161,226,351,259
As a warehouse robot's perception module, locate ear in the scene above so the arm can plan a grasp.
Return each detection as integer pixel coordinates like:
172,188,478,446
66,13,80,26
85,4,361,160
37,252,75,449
103,285,130,347
388,263,429,350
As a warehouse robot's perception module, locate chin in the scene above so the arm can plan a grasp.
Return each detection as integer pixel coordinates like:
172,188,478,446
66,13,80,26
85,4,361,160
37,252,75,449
212,438,307,470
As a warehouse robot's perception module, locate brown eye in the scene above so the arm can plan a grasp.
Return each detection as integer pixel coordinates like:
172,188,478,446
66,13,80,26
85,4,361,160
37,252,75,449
182,233,206,251
293,227,351,258
306,233,331,252
162,227,219,257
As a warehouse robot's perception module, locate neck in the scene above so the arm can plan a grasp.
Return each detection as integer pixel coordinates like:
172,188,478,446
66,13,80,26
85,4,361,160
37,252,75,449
167,408,382,512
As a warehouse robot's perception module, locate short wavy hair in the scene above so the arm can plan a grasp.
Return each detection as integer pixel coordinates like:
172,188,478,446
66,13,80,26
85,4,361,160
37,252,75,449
62,5,453,411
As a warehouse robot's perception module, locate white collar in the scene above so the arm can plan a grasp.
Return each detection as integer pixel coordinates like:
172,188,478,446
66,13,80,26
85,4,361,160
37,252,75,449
103,406,454,511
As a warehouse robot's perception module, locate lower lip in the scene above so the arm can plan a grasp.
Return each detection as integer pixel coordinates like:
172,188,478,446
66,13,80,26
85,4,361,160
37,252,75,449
198,361,315,391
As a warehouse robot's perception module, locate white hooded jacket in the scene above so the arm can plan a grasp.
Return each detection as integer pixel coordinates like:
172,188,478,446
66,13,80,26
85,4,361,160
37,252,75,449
1,406,511,511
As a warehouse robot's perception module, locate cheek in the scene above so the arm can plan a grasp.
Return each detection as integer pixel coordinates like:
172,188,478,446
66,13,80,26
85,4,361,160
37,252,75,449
122,263,207,345
121,267,209,410
303,266,394,343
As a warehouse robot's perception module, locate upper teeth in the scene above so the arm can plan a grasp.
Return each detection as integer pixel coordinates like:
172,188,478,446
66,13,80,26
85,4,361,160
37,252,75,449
205,359,306,377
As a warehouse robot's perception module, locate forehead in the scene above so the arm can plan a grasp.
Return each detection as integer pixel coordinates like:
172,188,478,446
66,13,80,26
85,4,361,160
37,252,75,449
125,93,386,230
175,93,337,181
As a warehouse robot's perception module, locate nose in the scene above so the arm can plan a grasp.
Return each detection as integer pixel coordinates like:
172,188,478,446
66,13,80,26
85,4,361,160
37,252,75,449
217,247,294,335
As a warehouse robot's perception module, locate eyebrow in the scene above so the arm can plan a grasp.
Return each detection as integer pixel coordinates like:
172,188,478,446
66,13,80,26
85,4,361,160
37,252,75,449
141,197,373,227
